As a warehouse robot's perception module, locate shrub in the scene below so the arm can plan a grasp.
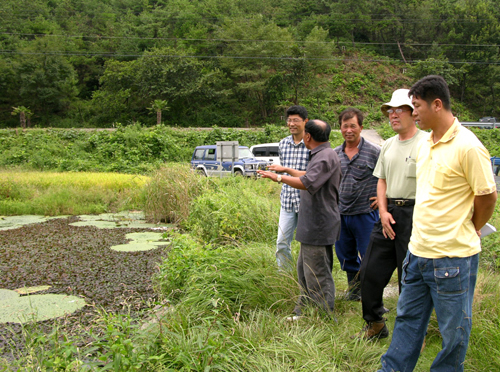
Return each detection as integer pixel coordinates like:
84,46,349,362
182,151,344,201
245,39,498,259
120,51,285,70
183,177,281,244
470,128,500,157
143,163,208,224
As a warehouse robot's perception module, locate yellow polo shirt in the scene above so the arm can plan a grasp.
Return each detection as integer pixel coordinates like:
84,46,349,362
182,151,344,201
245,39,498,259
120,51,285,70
409,119,496,258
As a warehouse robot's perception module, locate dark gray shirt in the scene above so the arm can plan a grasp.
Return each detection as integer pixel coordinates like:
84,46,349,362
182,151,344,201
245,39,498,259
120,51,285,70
295,142,342,246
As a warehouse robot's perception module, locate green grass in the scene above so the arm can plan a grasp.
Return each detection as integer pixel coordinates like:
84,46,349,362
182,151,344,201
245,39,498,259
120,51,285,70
1,167,500,371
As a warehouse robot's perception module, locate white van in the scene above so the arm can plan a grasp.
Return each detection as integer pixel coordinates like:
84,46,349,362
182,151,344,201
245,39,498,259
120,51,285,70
249,143,280,165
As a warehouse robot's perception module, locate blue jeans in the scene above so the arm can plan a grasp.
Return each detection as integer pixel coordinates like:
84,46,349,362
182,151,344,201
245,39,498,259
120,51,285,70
276,208,298,269
379,251,479,372
335,211,378,273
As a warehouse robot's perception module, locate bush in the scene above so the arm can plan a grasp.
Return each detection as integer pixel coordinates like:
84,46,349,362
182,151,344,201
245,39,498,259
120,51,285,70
183,177,281,244
374,122,395,140
470,128,500,157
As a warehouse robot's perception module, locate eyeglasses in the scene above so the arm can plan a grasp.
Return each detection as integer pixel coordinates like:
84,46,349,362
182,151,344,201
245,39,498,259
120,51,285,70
286,118,303,124
387,108,411,115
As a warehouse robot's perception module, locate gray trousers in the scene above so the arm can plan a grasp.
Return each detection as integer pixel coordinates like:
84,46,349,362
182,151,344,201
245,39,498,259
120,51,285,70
294,243,336,315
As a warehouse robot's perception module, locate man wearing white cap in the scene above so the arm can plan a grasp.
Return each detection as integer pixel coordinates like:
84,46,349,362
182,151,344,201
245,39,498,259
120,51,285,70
354,88,428,339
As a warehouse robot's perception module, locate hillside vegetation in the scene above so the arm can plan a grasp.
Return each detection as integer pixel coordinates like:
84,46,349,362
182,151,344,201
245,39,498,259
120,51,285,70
0,125,498,174
0,125,347,173
1,0,499,128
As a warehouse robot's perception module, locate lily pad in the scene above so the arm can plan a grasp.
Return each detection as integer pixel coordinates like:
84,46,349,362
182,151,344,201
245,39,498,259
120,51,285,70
14,285,51,295
110,242,164,252
0,289,19,301
124,232,165,242
0,216,50,231
110,232,169,252
69,212,172,229
0,294,86,324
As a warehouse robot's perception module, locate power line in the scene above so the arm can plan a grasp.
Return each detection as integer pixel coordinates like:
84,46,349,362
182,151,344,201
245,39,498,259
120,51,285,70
0,32,499,48
1,50,499,65
1,8,498,23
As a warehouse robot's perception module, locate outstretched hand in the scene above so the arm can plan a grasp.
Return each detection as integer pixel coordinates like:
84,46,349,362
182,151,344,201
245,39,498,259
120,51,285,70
268,164,285,173
257,170,278,182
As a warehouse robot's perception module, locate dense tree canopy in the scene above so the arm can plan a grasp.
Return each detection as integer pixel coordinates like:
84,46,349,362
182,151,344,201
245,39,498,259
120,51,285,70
1,0,499,127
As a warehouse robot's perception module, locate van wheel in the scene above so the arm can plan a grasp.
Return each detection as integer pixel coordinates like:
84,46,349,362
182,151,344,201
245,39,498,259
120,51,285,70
234,170,243,176
196,169,206,176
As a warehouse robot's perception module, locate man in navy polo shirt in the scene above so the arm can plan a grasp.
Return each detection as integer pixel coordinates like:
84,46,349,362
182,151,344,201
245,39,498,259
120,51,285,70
334,108,380,301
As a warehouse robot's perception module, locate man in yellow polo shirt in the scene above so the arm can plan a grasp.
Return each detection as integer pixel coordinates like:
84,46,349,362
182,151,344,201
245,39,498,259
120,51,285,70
378,75,497,372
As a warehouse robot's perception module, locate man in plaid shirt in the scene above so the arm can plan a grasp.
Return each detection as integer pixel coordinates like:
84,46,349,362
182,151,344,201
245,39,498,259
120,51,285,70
268,105,310,269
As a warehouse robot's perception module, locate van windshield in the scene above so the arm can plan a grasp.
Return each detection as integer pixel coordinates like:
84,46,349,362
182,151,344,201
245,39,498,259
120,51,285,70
239,148,253,159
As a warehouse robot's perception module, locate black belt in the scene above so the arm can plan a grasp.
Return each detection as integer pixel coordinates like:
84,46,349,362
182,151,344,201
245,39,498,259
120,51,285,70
387,198,415,207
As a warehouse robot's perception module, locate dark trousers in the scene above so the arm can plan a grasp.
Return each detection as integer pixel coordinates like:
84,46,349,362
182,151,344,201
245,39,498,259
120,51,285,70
294,243,335,315
360,203,414,323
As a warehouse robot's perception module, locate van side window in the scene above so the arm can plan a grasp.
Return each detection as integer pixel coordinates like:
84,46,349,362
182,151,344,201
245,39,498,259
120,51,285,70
206,149,216,160
269,147,279,156
253,148,267,156
194,149,205,160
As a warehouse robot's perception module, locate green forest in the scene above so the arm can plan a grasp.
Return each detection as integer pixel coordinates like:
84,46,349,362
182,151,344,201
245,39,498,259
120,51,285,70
1,0,500,128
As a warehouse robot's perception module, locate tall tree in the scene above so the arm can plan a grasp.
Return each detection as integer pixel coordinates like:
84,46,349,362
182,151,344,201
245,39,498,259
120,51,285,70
216,16,294,121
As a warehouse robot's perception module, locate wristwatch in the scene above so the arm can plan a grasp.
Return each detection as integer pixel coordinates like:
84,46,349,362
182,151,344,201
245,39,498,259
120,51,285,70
276,175,282,184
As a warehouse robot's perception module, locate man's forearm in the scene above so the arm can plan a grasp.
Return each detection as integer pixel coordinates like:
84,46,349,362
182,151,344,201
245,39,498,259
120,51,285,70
285,168,306,177
269,164,306,177
472,191,498,231
281,175,307,190
377,178,388,214
256,170,307,190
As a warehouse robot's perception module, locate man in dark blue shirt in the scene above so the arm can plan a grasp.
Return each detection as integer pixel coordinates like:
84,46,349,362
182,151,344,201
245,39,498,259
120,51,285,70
334,108,380,301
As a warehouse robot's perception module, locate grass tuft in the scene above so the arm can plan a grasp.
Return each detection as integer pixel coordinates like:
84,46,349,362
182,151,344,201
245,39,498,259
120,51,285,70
143,163,208,224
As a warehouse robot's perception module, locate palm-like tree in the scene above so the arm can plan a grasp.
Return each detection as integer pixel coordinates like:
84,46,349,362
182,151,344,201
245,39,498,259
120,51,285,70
11,106,33,129
148,100,170,125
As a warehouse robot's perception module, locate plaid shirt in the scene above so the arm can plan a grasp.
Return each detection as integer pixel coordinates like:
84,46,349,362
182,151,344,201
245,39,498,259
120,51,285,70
279,135,310,213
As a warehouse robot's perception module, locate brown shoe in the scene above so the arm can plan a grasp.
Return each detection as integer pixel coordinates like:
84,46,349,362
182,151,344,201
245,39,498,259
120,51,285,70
352,320,389,340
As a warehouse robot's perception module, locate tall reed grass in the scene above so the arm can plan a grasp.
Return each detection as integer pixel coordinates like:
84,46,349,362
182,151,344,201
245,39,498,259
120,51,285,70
143,163,208,224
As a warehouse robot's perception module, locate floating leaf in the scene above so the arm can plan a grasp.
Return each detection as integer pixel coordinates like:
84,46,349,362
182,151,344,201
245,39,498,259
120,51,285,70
0,289,19,301
110,242,165,252
109,232,169,252
0,294,86,324
0,216,50,231
124,232,165,242
69,212,172,229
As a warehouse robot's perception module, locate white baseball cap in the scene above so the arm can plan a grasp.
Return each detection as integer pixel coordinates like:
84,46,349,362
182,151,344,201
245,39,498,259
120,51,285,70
381,89,414,117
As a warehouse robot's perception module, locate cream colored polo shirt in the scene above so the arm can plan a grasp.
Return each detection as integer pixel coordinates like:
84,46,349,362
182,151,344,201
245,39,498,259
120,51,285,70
409,119,496,258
